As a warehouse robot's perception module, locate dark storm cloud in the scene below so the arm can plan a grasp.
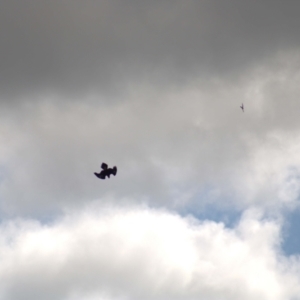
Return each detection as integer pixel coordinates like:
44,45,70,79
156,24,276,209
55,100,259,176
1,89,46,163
1,0,300,99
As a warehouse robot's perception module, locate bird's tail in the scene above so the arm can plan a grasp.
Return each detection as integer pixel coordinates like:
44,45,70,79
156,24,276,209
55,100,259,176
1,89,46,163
112,166,117,176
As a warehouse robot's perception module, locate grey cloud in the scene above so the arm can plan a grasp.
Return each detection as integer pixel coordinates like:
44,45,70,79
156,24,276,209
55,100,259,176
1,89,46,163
1,0,300,99
2,62,300,217
1,0,300,251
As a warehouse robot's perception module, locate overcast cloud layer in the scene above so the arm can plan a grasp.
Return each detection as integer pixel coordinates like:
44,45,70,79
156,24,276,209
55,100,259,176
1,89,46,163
1,1,300,299
1,0,300,98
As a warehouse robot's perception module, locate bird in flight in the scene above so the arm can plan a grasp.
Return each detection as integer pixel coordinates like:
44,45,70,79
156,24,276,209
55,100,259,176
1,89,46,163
94,163,117,180
240,103,244,112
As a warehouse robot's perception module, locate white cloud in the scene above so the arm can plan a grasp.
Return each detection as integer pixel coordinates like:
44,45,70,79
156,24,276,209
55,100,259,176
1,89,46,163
0,206,299,300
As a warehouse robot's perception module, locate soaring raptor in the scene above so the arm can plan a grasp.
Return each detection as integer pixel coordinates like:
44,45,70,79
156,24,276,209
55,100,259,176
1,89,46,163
94,163,117,180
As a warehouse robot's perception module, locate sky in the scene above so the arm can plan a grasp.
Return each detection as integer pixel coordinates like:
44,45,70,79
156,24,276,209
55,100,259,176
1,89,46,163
1,1,300,299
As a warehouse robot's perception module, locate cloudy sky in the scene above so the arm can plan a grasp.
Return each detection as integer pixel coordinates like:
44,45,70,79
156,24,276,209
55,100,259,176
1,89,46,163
1,1,300,299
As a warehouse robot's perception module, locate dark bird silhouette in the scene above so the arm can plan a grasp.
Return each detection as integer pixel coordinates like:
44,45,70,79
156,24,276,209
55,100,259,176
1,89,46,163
94,163,117,180
240,103,244,112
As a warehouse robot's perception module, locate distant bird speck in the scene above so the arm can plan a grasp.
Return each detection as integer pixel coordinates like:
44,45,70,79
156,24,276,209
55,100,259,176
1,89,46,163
94,163,117,180
240,103,244,112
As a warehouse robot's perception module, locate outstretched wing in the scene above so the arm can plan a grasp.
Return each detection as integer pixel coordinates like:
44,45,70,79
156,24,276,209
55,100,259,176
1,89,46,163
94,171,106,179
101,162,108,170
99,171,106,179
